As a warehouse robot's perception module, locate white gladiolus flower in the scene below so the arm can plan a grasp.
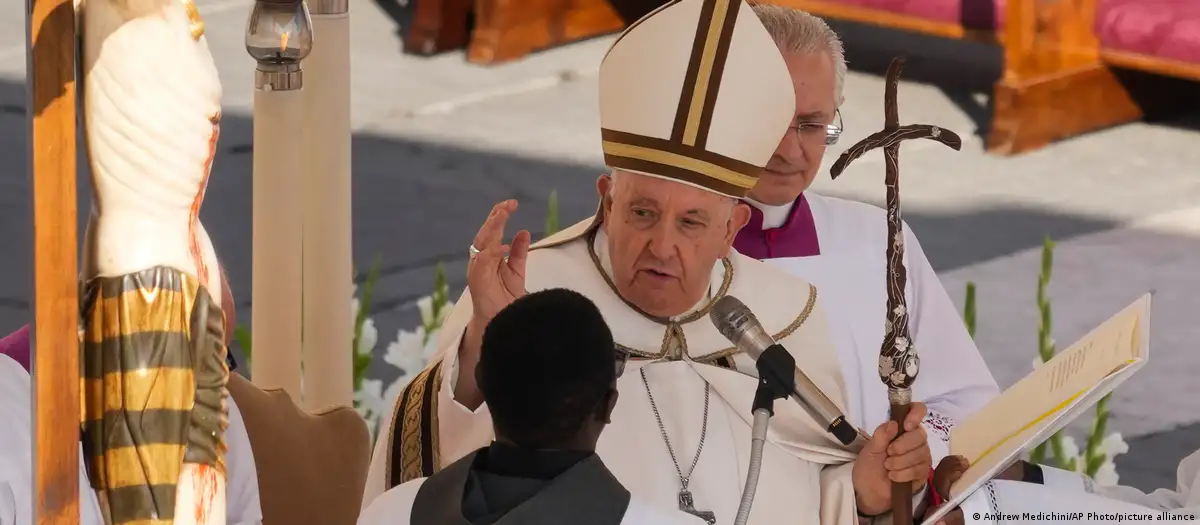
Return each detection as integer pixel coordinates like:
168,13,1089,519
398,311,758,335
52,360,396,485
358,317,378,357
356,378,386,436
1100,433,1130,457
385,327,431,376
417,296,434,327
1060,435,1081,464
1093,460,1120,486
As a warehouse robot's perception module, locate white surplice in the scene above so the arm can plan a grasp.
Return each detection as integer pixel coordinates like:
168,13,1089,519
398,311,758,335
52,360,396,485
0,354,101,525
960,452,1200,524
745,193,1000,463
364,216,870,525
359,477,708,525
0,355,262,525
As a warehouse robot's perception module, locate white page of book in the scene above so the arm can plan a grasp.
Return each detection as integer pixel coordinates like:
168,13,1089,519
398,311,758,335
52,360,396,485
919,294,1152,525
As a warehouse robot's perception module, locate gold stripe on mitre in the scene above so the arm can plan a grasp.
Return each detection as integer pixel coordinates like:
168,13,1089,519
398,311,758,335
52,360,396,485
678,0,737,147
600,128,762,198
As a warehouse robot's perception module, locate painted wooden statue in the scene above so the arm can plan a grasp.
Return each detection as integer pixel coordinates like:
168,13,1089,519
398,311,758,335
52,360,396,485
79,0,228,523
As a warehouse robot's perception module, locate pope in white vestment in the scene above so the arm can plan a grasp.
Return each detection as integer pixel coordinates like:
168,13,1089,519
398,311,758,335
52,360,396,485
364,0,935,523
0,353,263,525
731,3,999,469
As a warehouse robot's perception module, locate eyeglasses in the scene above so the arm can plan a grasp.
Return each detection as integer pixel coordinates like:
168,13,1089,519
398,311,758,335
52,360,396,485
788,108,843,146
614,347,630,378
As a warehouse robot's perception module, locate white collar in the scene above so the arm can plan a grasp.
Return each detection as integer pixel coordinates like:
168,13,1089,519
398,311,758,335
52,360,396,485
591,227,723,321
744,197,795,229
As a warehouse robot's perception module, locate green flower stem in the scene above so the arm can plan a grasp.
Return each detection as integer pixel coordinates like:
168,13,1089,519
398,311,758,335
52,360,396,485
351,256,383,398
1085,395,1111,475
1030,237,1062,467
545,190,560,237
425,264,451,341
964,282,977,339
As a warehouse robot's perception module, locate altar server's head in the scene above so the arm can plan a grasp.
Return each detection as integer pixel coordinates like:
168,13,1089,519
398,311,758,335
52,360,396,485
596,0,795,317
477,288,624,451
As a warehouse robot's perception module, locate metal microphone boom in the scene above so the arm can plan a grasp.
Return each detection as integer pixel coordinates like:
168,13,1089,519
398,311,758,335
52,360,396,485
708,295,867,525
710,295,864,445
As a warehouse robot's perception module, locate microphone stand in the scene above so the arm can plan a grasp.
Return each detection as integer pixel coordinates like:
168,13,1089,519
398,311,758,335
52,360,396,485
734,354,795,525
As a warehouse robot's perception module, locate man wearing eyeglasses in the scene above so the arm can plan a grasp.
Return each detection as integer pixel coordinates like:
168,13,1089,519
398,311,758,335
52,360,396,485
734,3,999,482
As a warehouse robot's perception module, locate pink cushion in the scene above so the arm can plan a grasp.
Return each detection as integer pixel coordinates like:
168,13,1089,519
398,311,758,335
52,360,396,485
0,325,31,372
825,0,1006,30
1096,0,1200,65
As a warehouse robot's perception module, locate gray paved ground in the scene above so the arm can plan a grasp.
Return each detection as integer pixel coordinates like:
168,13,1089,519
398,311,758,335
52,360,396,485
3,0,1199,494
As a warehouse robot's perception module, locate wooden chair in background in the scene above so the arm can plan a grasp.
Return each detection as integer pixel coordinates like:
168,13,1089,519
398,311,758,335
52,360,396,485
227,374,372,525
401,0,1198,154
762,0,1200,154
405,0,629,64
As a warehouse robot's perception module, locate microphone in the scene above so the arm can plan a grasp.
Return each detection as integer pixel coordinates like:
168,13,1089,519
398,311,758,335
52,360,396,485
709,295,861,446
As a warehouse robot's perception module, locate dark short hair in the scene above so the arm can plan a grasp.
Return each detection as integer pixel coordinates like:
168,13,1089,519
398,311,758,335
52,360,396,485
478,288,617,448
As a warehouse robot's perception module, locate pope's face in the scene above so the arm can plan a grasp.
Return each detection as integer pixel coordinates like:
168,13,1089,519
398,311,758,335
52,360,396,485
598,172,751,318
748,48,840,206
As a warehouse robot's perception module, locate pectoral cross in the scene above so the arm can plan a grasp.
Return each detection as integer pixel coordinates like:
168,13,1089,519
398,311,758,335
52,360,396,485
679,490,716,524
828,56,964,525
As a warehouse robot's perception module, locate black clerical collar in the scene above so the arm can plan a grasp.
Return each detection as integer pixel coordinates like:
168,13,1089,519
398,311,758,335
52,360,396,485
475,441,594,480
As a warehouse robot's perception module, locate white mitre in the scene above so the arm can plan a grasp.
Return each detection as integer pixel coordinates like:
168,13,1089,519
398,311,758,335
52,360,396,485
598,0,795,198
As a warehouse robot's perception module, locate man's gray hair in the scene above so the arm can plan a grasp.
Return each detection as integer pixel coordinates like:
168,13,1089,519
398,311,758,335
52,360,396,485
751,4,847,103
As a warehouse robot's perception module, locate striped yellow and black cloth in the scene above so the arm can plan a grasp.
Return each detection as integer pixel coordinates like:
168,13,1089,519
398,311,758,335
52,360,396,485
80,266,230,525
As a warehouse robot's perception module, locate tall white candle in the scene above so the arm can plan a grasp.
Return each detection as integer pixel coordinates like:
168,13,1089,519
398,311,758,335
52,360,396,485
301,0,354,412
252,86,304,401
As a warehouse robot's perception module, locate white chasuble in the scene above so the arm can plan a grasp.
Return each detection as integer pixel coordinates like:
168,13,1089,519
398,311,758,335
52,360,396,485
747,193,1000,463
365,217,866,525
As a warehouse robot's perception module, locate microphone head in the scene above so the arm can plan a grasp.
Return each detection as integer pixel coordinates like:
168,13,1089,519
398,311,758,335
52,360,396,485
710,295,774,354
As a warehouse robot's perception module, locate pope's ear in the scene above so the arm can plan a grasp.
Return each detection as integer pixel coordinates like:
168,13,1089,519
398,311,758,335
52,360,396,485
727,202,752,242
597,173,613,198
597,173,615,215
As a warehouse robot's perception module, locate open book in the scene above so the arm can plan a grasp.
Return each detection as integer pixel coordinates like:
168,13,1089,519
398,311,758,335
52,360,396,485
920,293,1152,525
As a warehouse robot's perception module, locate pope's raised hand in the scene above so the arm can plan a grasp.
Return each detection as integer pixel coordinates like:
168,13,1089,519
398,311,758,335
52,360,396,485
467,200,532,324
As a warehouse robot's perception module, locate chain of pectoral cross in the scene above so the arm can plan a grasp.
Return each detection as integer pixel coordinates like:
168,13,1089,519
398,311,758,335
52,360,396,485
829,57,963,395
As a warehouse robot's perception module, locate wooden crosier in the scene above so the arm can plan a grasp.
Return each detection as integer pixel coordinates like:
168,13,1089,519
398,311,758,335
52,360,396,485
829,56,962,524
